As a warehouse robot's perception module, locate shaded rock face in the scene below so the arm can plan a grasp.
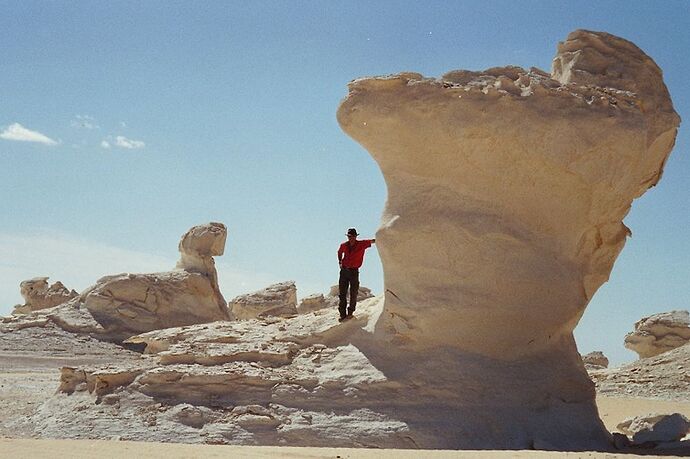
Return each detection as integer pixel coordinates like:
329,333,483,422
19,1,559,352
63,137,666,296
12,277,78,315
624,310,690,359
337,29,679,449
230,282,298,320
582,351,609,369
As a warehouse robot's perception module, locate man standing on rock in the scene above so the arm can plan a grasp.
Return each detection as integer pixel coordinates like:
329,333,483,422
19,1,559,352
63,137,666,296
337,228,375,321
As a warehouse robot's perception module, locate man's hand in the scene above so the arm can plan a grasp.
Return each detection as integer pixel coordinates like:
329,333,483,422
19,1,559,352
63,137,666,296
371,239,376,244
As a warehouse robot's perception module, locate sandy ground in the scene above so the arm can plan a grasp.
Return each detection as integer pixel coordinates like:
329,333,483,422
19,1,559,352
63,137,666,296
0,438,686,459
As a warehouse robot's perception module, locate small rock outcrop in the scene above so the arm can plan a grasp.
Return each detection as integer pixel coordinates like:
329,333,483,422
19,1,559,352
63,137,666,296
337,29,680,449
230,281,298,320
582,351,609,369
297,285,374,314
618,413,690,445
12,277,78,314
624,310,690,359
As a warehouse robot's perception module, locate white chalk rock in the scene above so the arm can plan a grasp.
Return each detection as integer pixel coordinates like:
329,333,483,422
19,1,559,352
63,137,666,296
618,413,690,444
12,277,78,314
230,281,298,320
624,310,690,359
337,29,680,449
37,223,232,341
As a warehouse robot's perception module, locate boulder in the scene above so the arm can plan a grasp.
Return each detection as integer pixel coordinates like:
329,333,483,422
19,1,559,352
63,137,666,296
12,277,78,314
230,281,298,320
337,29,679,449
617,413,690,444
624,310,690,359
297,293,337,314
581,351,609,369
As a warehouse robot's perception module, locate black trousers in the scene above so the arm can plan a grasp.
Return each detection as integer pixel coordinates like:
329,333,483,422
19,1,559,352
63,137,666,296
338,268,359,317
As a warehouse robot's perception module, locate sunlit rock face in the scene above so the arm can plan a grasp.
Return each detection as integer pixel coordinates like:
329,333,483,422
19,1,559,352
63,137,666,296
12,277,77,314
337,30,679,449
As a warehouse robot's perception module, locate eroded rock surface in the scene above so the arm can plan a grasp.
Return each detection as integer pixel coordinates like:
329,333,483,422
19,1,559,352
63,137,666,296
582,351,610,369
16,297,415,447
589,343,690,401
337,29,680,449
625,310,690,359
230,281,298,320
12,277,78,315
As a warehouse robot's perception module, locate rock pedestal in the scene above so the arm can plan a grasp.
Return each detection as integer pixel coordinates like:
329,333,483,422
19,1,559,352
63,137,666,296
337,30,680,449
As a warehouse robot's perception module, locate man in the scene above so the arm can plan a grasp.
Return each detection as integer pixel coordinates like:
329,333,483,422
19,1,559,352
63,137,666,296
337,228,375,321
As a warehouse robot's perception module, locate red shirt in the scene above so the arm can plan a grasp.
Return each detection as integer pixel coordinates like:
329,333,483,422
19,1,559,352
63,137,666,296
338,239,374,269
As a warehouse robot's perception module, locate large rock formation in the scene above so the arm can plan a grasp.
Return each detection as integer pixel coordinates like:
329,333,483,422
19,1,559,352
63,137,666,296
12,277,78,315
337,30,680,449
230,281,298,320
624,310,690,359
2,223,231,342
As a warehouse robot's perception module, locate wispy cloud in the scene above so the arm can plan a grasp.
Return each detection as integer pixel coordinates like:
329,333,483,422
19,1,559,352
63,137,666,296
115,135,145,149
0,122,58,145
70,115,99,130
100,140,111,149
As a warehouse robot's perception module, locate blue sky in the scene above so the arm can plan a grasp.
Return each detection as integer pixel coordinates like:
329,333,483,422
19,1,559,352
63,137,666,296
1,1,688,366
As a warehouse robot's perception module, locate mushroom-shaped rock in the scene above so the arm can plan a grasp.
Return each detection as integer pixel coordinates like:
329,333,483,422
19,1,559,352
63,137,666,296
12,277,78,314
230,281,298,320
624,310,690,359
337,30,680,449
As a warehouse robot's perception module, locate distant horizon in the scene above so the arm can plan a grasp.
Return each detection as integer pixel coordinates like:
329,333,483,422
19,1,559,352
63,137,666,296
2,1,689,367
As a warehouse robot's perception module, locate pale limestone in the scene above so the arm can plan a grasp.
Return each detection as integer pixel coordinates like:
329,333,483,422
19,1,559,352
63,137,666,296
336,29,680,449
12,277,78,315
230,281,298,320
624,310,690,359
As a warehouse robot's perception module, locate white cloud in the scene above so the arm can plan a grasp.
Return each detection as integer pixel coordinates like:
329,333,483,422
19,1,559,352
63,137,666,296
0,122,58,145
100,140,111,149
0,231,279,316
70,115,99,130
115,135,145,149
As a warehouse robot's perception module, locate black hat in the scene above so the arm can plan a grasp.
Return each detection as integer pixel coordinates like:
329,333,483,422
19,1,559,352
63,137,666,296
347,228,358,236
